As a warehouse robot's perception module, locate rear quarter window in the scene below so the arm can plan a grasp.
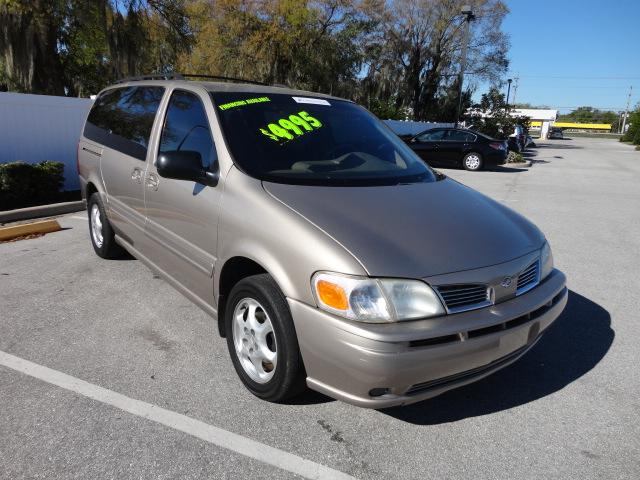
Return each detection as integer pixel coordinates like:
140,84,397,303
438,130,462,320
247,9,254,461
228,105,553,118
84,86,165,160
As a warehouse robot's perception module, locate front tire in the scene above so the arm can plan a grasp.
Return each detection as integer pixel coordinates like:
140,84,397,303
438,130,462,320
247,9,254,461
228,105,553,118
463,152,483,171
88,193,123,259
225,274,306,402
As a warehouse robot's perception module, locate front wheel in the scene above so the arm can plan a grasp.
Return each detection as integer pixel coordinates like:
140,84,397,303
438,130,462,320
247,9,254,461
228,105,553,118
225,274,306,402
463,152,483,171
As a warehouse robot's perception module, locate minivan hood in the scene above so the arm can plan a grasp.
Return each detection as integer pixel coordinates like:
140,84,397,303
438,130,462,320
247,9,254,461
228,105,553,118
263,178,544,278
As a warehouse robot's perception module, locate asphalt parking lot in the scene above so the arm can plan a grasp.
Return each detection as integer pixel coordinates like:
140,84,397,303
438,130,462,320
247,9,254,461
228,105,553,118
1,137,639,479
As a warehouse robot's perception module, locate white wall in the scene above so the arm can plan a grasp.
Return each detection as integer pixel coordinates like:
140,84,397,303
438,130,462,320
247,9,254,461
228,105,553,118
0,92,93,190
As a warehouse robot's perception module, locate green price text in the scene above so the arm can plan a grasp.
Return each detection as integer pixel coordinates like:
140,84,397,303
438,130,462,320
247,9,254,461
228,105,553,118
259,111,322,144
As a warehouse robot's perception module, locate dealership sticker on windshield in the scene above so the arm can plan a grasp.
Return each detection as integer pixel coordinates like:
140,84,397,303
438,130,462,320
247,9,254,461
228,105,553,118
218,96,270,111
292,97,331,106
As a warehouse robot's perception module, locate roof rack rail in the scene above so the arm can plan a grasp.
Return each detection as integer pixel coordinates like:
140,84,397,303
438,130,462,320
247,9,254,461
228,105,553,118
114,72,270,87
180,73,267,86
114,73,184,84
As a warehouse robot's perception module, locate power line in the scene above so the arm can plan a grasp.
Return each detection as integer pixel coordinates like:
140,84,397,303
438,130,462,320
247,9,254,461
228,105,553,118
545,85,638,89
508,74,640,80
554,106,628,109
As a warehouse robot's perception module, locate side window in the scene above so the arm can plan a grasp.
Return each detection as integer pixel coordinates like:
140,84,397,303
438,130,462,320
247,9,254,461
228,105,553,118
417,130,445,142
84,86,164,160
159,90,216,169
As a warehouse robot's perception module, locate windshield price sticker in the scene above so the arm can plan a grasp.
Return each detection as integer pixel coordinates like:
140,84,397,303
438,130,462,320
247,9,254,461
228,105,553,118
259,111,323,143
218,96,270,111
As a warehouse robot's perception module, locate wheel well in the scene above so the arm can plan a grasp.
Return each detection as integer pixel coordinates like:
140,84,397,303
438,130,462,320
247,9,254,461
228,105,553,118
217,257,267,337
85,182,98,208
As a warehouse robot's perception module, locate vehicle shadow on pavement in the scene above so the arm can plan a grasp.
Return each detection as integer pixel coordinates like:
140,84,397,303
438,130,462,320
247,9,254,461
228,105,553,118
487,166,529,173
437,166,528,173
381,290,614,425
536,142,582,150
113,250,136,260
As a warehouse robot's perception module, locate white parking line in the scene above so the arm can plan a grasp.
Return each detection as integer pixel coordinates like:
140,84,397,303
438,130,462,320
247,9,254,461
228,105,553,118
68,215,88,220
0,350,355,480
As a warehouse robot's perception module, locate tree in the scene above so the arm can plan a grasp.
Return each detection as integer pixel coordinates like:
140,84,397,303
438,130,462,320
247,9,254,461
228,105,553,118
179,0,372,98
0,0,191,96
0,0,67,94
1,0,512,123
621,106,640,145
361,0,509,120
468,86,529,139
558,106,618,125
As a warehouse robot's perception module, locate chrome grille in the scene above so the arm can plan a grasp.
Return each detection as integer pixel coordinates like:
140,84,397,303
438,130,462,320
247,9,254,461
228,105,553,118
516,261,539,294
435,284,490,313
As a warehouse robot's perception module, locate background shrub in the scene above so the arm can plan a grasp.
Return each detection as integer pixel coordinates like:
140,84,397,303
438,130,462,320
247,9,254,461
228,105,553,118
0,161,65,210
507,151,524,163
621,110,640,145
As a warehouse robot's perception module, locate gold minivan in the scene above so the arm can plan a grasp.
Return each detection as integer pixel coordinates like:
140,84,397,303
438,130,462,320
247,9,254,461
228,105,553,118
78,76,567,408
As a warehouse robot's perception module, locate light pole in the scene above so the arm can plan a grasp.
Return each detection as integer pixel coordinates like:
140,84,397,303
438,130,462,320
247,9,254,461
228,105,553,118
505,78,512,112
621,85,633,134
455,6,475,128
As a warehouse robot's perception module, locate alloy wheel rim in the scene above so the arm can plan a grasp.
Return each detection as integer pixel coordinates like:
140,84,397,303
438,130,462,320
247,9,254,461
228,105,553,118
90,204,104,248
466,155,480,169
232,298,277,384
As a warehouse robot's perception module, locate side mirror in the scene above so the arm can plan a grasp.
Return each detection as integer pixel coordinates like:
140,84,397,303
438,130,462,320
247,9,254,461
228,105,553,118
156,151,219,187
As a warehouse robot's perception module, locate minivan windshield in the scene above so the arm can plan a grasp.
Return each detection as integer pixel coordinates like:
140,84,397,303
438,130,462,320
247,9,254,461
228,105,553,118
211,92,436,186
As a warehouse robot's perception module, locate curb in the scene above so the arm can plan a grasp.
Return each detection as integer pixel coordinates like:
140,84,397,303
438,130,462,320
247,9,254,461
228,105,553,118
0,219,62,241
0,200,85,224
507,160,532,168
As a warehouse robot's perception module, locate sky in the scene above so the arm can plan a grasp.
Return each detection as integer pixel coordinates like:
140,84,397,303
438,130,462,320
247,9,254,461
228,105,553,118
475,0,640,113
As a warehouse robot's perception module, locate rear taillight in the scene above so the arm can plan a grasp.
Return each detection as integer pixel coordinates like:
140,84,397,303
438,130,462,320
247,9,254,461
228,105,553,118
76,142,80,176
489,142,505,150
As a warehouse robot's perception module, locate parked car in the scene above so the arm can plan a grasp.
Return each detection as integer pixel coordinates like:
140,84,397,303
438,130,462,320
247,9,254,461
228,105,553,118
508,135,522,153
405,128,508,171
548,127,564,139
78,76,567,408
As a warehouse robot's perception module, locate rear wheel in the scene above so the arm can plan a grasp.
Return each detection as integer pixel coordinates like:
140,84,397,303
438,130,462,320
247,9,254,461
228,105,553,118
88,193,123,259
463,152,483,171
225,274,306,402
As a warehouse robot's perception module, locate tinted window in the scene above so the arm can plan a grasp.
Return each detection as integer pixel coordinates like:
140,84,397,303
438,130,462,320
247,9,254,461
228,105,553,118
84,86,164,160
159,90,216,168
212,93,435,186
417,130,445,142
445,130,476,142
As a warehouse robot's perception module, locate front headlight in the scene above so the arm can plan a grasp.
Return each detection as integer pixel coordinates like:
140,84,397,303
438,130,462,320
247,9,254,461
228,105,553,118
540,241,554,280
311,272,445,323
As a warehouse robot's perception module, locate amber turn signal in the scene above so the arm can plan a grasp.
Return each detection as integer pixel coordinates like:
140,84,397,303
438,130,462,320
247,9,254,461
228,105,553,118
316,279,348,310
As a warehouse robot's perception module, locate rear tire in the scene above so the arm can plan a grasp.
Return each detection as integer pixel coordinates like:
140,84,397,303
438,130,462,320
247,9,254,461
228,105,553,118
88,193,123,259
463,152,483,171
225,274,306,402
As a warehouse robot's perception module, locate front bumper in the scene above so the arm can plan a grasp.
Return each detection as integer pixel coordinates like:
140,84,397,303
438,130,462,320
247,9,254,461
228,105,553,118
289,269,567,408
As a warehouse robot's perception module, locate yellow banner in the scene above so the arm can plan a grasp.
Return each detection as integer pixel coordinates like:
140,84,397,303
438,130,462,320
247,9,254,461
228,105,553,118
529,121,611,130
554,122,612,130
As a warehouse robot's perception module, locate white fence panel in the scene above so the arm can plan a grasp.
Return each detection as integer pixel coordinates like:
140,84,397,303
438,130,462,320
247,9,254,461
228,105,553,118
0,92,93,190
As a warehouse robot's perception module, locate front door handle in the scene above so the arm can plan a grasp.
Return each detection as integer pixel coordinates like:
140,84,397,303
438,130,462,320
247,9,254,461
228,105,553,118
131,168,143,184
145,173,159,191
